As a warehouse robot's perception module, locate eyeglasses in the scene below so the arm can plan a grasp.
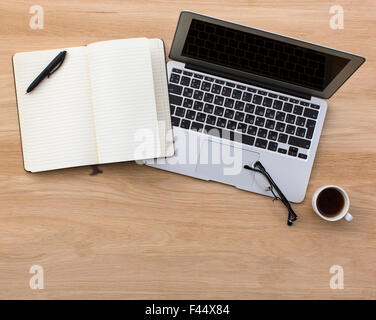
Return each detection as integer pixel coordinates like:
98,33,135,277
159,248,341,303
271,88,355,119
244,161,298,226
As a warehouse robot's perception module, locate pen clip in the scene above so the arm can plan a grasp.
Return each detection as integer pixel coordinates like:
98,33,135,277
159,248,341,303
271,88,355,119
47,57,65,78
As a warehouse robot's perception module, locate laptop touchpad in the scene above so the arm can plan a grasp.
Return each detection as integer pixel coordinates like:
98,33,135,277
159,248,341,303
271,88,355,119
195,139,260,188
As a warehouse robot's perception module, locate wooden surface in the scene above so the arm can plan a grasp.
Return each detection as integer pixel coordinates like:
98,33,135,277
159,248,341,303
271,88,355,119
0,0,375,300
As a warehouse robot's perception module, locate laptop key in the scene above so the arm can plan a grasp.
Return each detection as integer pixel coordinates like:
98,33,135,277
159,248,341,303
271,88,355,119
286,114,296,124
193,73,203,79
237,123,247,133
265,119,275,129
181,76,191,86
268,141,278,152
298,153,308,159
286,125,296,134
275,111,285,121
191,121,204,131
255,117,265,127
175,107,185,117
226,82,235,87
193,90,204,100
170,105,175,115
288,146,298,157
186,110,196,120
169,94,183,106
306,119,316,129
263,97,273,108
247,125,258,135
303,107,319,119
215,79,225,84
296,116,306,126
255,106,265,116
278,133,288,143
183,71,193,76
216,117,227,128
257,128,268,138
283,102,293,113
193,101,204,111
205,76,214,82
214,106,224,116
253,95,263,105
204,103,214,114
245,103,255,113
268,130,278,141
245,114,255,124
255,138,268,149
169,84,183,95
232,89,242,99
242,135,255,146
214,95,224,105
306,127,314,139
170,73,180,83
183,98,193,108
171,116,180,127
196,112,206,123
237,85,246,90
180,119,191,129
300,101,310,106
247,87,257,93
183,87,193,98
204,93,214,103
278,148,287,154
206,115,216,125
311,104,320,109
234,111,245,121
234,101,245,111
201,81,211,91
293,105,303,115
172,68,182,74
275,122,285,132
273,100,283,110
288,136,311,149
265,109,275,119
211,84,222,94
222,87,232,97
258,90,268,96
242,92,253,102
296,127,306,137
224,98,234,108
191,79,201,89
224,109,234,119
227,120,237,130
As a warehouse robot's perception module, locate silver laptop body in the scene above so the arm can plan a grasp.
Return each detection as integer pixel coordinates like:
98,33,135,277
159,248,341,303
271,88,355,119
146,12,365,203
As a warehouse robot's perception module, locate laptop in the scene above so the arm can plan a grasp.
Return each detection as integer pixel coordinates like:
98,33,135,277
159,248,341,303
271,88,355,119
146,11,365,203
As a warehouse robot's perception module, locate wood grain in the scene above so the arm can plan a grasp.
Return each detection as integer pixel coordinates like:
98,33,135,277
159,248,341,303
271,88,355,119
0,0,375,299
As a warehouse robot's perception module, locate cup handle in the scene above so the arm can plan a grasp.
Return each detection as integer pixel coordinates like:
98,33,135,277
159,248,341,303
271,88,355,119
344,212,353,222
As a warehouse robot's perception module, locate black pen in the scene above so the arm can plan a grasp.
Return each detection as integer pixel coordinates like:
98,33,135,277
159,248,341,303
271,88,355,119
26,50,67,93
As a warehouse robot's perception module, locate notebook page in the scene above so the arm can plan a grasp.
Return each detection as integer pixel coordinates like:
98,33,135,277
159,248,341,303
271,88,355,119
87,38,160,164
148,39,174,158
13,47,98,172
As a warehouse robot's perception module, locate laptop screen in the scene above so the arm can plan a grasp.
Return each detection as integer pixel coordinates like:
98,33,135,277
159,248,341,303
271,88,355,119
181,19,350,91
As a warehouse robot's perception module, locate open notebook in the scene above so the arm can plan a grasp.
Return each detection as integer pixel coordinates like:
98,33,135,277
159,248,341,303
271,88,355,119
13,38,173,172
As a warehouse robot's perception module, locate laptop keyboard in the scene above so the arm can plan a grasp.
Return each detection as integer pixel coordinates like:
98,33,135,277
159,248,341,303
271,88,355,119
168,68,320,160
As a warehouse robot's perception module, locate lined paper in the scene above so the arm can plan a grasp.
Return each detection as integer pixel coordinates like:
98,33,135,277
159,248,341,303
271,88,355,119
13,47,98,172
87,38,160,164
149,39,174,157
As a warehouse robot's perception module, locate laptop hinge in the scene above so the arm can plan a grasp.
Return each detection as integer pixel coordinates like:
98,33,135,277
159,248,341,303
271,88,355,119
185,63,312,101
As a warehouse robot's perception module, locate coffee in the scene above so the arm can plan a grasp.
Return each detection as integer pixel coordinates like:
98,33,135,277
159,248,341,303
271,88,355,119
317,187,345,217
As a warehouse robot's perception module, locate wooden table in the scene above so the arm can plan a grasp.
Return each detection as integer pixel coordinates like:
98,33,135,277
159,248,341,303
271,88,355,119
0,0,375,299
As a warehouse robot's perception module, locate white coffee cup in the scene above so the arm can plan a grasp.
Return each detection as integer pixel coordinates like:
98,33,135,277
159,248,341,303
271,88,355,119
312,185,353,222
